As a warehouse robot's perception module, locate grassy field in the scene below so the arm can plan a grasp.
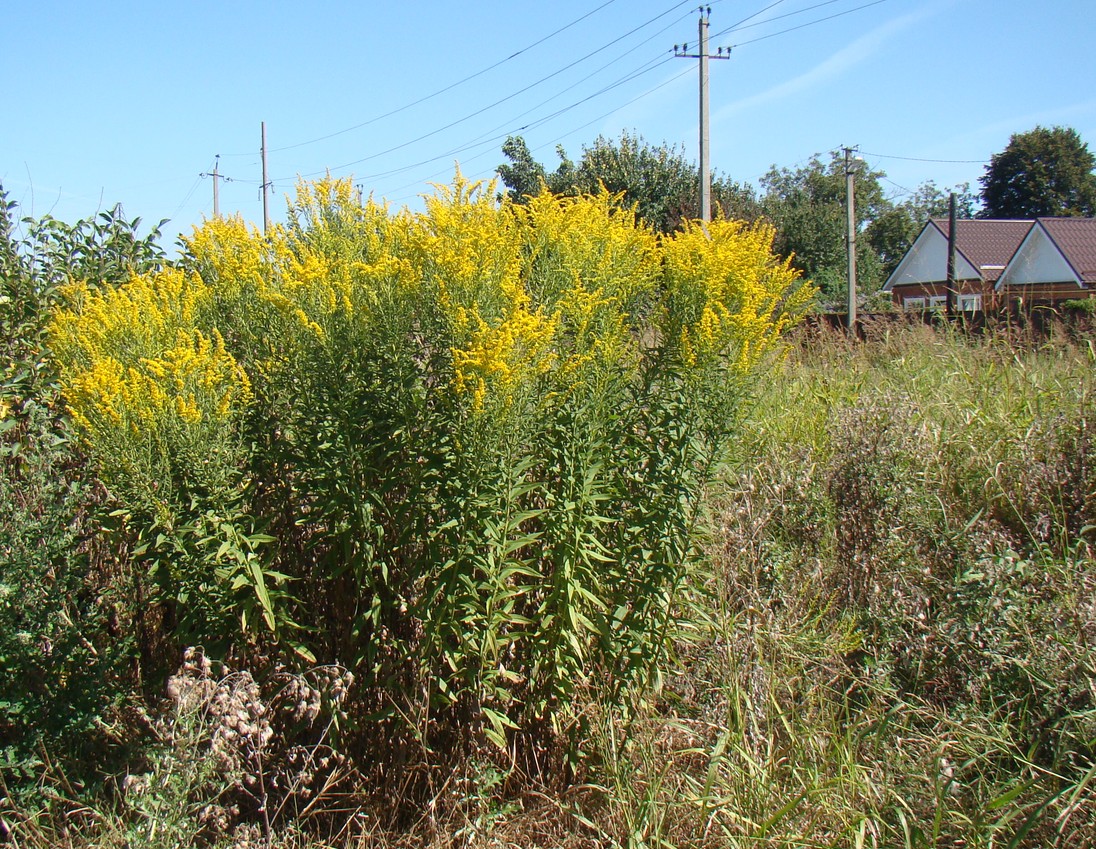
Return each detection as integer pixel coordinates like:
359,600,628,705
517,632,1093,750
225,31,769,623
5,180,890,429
5,320,1093,848
2,180,1093,846
660,321,1096,847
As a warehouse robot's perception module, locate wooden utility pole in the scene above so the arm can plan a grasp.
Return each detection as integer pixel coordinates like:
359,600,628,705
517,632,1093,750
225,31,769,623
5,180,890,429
674,7,729,222
261,122,271,234
946,192,958,318
844,146,858,333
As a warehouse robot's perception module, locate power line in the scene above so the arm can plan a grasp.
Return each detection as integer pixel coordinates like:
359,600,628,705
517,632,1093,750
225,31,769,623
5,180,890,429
860,150,987,164
463,7,694,146
275,1,697,181
353,53,678,185
447,50,671,158
381,60,699,205
170,161,213,222
221,0,624,157
299,9,688,187
266,0,623,155
713,0,844,39
725,0,892,47
725,0,790,31
234,0,914,212
881,175,918,197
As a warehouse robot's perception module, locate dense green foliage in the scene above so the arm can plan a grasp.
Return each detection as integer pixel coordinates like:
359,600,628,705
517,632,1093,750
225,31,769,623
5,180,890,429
0,186,165,790
980,125,1096,218
499,132,760,234
3,176,1095,848
761,155,977,306
499,136,979,309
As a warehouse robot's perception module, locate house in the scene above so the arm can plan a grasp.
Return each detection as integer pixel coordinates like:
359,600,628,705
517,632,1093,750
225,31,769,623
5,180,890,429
882,219,1032,312
995,217,1096,307
883,217,1096,312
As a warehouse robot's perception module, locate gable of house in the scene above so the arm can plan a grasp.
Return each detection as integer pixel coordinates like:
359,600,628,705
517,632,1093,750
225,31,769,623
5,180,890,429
883,219,1032,291
997,218,1096,291
1039,218,1096,285
883,222,979,291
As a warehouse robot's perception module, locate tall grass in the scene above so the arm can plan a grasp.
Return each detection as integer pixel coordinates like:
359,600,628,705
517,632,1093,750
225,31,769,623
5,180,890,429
626,322,1096,848
7,175,1095,846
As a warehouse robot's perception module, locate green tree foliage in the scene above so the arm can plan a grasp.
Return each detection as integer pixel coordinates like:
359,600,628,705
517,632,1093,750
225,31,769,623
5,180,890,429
760,153,892,304
497,136,577,201
760,155,978,305
501,136,988,309
979,125,1096,218
499,132,760,233
0,184,164,783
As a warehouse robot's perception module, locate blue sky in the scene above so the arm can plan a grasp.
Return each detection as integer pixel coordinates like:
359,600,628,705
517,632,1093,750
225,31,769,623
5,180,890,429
5,0,1095,247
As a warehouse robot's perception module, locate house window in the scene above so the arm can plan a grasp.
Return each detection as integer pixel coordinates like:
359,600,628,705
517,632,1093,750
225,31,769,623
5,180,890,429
928,295,947,311
958,294,982,312
903,296,926,311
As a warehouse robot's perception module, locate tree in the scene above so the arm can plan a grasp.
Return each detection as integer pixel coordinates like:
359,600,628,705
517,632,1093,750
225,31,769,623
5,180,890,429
497,136,576,202
760,153,892,304
979,126,1096,218
498,132,761,233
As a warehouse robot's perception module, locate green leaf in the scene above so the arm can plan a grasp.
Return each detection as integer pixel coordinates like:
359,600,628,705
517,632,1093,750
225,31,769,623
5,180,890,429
246,558,276,633
482,706,518,750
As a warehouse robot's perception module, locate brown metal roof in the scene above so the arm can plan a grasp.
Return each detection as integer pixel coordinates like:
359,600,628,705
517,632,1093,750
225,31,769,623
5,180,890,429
1038,218,1096,284
932,218,1033,283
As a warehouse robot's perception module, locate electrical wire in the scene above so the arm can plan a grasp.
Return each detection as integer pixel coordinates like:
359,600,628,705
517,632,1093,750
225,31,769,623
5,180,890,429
725,0,790,31
169,163,211,222
444,48,675,163
271,0,624,154
220,1,623,157
726,0,892,47
351,53,678,185
274,0,696,181
461,7,693,148
380,60,699,205
860,150,987,164
342,0,893,187
713,0,844,39
224,0,913,208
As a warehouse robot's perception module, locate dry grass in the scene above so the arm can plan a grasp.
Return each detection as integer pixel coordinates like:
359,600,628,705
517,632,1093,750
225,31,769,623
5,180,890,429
4,323,1095,848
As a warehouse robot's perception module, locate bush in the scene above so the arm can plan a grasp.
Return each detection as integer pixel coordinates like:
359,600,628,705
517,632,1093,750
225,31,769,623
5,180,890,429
0,184,164,797
50,175,812,795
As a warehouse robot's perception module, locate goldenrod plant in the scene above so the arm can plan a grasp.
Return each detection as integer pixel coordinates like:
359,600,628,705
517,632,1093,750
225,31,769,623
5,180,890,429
51,173,811,790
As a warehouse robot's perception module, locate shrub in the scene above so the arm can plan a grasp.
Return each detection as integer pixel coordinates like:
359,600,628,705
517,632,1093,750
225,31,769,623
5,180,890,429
0,184,164,796
50,174,812,793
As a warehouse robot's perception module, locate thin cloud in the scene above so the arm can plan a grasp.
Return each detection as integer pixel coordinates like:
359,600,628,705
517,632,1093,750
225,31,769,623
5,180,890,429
944,99,1096,154
714,6,931,121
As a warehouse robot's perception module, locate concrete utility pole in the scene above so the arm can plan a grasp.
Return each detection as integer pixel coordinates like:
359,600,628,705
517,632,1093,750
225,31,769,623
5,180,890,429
844,146,859,333
200,155,229,219
261,122,271,234
674,7,729,222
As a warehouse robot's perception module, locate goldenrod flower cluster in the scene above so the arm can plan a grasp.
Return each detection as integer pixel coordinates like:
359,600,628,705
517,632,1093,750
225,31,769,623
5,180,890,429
50,267,251,504
661,218,813,372
51,173,813,498
47,172,816,731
